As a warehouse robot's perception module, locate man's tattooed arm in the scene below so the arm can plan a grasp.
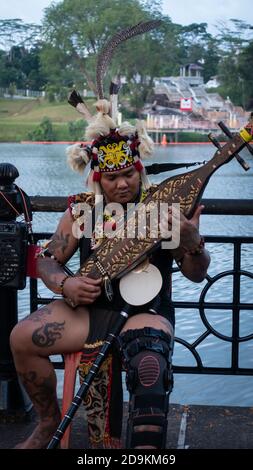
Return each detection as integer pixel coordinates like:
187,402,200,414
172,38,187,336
43,210,79,263
37,257,68,294
37,210,79,294
48,231,70,257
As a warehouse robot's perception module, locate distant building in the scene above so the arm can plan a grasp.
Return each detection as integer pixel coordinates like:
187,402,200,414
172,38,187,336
146,64,247,131
179,64,204,86
204,76,221,89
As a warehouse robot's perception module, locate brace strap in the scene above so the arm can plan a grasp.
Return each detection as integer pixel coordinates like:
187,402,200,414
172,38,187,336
117,326,173,366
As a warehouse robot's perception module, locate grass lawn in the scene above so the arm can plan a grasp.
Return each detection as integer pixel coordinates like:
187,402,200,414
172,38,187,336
0,98,92,142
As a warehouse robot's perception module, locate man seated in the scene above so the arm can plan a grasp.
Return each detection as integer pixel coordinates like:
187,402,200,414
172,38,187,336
10,99,210,449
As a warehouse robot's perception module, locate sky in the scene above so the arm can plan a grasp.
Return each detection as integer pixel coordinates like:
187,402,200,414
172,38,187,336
0,0,253,29
1,0,253,33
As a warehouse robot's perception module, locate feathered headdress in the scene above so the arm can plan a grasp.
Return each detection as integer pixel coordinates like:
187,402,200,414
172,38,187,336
67,20,161,194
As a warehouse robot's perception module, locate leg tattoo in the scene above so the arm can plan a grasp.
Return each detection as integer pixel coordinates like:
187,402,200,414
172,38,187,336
32,321,65,347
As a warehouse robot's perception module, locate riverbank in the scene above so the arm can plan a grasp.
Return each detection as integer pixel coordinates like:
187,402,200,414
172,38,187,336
0,98,212,143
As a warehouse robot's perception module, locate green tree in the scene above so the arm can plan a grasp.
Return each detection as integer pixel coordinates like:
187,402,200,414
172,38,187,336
237,40,253,109
27,117,55,141
0,19,41,51
68,119,86,141
109,17,181,114
0,18,46,90
216,19,253,106
8,82,17,98
0,44,47,90
21,45,47,90
40,0,177,108
176,23,220,81
201,37,220,83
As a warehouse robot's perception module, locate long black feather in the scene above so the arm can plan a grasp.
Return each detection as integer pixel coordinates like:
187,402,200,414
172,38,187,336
68,89,92,120
96,20,161,99
68,89,84,107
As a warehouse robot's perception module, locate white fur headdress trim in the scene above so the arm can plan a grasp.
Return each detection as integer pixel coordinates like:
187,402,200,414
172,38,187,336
66,143,90,173
118,122,136,137
85,99,116,140
135,120,154,159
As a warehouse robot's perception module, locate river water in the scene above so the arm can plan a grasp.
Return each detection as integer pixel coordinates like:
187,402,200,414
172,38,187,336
0,142,253,407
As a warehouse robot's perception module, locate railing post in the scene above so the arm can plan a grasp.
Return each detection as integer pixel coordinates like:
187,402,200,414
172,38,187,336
0,163,31,422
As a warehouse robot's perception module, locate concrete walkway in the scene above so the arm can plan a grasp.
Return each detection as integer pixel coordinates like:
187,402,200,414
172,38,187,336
0,403,253,449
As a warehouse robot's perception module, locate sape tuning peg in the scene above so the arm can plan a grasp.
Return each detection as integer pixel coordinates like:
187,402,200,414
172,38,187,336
217,121,250,171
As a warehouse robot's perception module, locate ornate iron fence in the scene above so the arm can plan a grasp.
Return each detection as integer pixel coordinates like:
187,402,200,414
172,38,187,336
28,198,253,377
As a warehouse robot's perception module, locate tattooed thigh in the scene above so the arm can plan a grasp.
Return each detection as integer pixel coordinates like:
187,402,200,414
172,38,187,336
16,300,90,355
21,305,54,323
32,321,66,348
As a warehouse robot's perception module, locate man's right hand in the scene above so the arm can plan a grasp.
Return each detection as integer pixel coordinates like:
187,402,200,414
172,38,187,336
62,276,102,306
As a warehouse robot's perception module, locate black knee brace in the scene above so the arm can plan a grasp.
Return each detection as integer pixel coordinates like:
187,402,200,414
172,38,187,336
117,327,174,449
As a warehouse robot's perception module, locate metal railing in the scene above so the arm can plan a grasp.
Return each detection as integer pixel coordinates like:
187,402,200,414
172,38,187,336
172,235,253,375
0,87,44,98
28,197,253,377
